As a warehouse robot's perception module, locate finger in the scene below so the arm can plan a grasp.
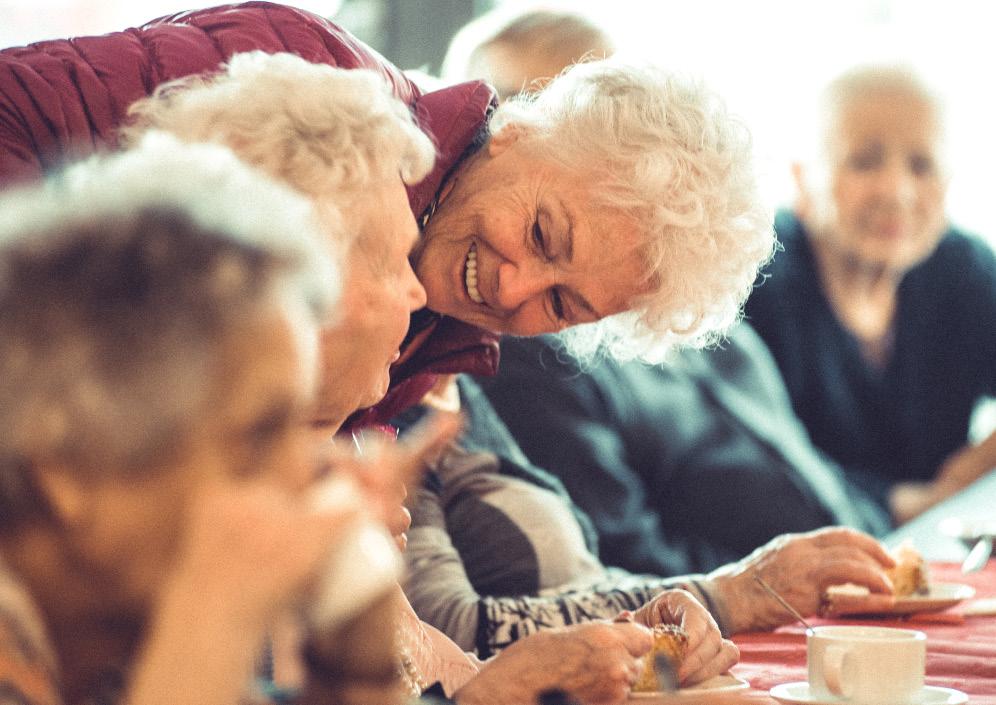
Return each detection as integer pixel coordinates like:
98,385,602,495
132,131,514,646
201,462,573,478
814,559,894,594
675,603,723,682
386,412,463,491
814,528,895,567
681,639,740,686
386,505,411,537
821,591,896,617
399,411,463,459
612,622,653,656
643,589,695,626
678,628,722,684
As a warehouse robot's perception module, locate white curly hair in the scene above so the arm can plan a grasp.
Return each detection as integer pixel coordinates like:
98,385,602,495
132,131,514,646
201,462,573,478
493,58,775,362
0,133,337,517
122,51,436,236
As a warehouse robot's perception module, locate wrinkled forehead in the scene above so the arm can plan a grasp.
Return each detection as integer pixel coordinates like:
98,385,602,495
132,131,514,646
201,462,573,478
822,83,945,150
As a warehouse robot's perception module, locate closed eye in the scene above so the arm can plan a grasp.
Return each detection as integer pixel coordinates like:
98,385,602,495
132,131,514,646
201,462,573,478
532,220,551,259
549,287,566,322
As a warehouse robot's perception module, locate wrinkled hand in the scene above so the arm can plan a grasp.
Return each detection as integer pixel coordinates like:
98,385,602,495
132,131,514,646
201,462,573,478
631,590,739,685
456,622,651,705
707,527,896,634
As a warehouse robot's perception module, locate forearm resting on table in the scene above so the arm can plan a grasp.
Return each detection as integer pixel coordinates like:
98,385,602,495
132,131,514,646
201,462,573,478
891,429,996,525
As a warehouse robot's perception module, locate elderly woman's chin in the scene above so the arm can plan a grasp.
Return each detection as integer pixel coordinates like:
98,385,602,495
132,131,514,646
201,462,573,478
356,370,392,412
843,228,944,275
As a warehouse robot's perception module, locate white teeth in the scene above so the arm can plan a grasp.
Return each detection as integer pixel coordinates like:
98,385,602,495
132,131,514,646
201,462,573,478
465,242,484,304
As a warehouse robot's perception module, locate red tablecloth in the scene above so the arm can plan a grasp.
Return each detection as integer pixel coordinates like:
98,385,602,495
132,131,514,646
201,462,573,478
731,562,996,703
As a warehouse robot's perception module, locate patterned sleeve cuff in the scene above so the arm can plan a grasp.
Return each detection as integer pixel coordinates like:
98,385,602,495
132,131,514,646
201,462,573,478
688,579,732,638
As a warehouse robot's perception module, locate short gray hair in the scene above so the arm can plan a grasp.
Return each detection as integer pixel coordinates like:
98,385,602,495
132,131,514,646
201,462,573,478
815,63,947,167
442,7,614,94
122,51,436,235
493,58,775,362
0,133,338,525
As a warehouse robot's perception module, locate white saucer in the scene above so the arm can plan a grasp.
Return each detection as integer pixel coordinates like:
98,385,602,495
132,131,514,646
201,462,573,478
770,681,968,705
630,674,749,697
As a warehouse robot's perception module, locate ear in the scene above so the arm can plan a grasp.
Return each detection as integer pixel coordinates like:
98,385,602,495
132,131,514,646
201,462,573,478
33,464,89,528
487,122,534,158
790,161,812,218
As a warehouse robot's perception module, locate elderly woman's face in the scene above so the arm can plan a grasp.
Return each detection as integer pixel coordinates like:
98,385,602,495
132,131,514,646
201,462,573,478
803,89,948,274
311,178,426,431
412,129,647,335
56,311,317,607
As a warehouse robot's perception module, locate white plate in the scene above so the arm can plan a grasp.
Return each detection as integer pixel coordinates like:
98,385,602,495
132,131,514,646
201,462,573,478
770,681,967,704
826,583,976,616
892,583,976,613
630,674,750,698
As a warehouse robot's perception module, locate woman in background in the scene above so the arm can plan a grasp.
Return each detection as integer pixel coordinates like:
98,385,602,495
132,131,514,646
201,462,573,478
746,64,996,524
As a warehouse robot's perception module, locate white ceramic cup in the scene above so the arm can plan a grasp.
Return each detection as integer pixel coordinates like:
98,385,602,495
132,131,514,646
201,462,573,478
807,626,926,704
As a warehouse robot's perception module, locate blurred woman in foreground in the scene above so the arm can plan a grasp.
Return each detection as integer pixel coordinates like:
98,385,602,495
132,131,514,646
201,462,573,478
0,134,349,705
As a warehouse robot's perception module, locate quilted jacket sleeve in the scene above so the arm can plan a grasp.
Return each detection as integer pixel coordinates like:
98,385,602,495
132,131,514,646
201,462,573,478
0,1,420,188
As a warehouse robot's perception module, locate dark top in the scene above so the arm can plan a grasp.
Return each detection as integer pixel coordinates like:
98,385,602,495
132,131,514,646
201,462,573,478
476,323,890,576
746,211,996,505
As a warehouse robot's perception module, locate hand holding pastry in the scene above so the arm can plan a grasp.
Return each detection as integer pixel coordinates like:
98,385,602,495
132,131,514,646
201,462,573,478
632,589,738,685
706,527,897,633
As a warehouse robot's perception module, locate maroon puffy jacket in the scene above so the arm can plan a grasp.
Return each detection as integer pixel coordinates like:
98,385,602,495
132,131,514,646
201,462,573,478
0,1,500,427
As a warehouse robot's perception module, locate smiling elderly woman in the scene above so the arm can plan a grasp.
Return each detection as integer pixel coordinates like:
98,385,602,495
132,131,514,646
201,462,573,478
415,58,773,362
0,2,774,432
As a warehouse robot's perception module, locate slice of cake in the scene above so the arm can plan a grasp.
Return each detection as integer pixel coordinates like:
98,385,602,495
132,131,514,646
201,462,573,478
632,624,689,692
886,541,929,596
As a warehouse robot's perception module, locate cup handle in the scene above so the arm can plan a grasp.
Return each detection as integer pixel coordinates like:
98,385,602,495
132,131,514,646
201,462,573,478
823,644,855,698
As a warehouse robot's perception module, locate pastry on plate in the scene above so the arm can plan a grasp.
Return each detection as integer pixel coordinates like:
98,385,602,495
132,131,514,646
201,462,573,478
886,541,929,596
632,624,689,692
821,541,929,614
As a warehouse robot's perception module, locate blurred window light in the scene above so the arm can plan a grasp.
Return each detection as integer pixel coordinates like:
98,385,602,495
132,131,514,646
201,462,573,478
0,0,341,46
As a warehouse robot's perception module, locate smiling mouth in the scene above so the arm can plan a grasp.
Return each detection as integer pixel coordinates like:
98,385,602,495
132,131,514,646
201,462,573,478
464,242,484,304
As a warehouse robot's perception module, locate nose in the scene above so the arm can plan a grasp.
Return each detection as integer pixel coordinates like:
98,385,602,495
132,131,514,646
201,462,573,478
495,258,555,311
875,159,917,206
403,262,427,311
